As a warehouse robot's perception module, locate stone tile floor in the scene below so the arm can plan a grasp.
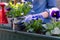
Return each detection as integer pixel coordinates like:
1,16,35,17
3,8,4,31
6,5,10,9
57,0,60,9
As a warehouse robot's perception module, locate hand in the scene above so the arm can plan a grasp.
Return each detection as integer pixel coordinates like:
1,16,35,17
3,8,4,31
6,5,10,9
23,15,33,23
23,14,44,23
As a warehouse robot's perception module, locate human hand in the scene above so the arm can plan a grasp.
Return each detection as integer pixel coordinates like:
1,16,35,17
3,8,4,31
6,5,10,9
23,14,44,23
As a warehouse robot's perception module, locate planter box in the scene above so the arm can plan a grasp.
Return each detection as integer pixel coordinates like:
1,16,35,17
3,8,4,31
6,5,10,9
0,18,13,29
0,28,60,40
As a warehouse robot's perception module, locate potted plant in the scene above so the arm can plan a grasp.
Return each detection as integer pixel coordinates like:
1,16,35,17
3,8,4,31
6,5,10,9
23,18,46,34
6,1,31,30
46,19,60,36
6,1,31,17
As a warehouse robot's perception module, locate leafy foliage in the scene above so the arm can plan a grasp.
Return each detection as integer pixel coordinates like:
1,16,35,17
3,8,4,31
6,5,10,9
46,19,60,32
24,19,43,33
6,1,31,18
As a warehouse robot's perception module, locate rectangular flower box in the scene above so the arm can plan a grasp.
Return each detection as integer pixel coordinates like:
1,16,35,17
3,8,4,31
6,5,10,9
0,27,60,40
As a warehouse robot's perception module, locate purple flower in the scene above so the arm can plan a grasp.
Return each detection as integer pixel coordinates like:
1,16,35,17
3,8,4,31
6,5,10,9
25,0,27,1
6,7,11,11
32,15,39,20
51,11,60,19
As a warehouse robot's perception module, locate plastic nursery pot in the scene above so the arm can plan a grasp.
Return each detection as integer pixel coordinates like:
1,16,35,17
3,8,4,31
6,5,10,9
12,17,25,31
13,18,20,30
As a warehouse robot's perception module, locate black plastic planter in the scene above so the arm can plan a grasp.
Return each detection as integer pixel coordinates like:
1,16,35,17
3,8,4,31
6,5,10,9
0,28,60,40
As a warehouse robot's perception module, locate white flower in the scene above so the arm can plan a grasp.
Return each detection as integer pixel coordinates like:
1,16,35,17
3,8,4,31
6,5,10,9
29,4,33,8
51,27,60,34
21,13,24,15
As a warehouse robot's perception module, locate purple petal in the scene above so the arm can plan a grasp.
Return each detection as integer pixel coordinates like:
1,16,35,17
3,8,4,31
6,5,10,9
51,11,60,19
